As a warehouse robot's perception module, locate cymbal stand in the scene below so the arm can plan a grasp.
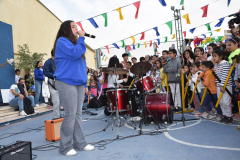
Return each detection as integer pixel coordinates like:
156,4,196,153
138,66,161,134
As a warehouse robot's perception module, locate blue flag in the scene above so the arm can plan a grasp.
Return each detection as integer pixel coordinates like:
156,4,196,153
201,34,206,38
158,0,167,6
133,44,136,50
228,0,231,6
156,39,160,45
215,17,225,27
112,43,120,49
88,18,99,28
153,27,160,36
189,28,196,34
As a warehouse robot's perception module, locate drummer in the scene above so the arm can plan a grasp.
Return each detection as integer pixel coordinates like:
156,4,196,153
121,53,128,69
121,61,134,87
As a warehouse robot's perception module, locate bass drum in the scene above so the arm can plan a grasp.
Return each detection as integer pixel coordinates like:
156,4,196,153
145,93,173,124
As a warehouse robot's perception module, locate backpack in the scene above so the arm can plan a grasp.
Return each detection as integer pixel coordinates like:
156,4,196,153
88,97,101,108
17,83,34,114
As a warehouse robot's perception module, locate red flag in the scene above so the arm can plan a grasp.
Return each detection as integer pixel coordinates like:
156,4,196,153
201,5,209,18
149,40,152,47
183,31,186,37
193,41,196,47
105,46,110,53
133,1,141,19
140,32,145,40
127,45,132,51
76,22,85,31
155,42,159,48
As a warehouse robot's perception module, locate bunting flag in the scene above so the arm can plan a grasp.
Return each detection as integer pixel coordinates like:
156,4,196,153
190,28,196,34
116,7,124,20
144,42,147,48
209,32,213,36
164,37,168,42
215,36,224,42
157,39,160,45
105,57,108,61
149,40,152,47
166,21,173,34
128,52,131,57
127,45,132,51
183,31,186,37
172,34,175,39
88,18,99,28
101,51,103,56
140,32,145,40
201,5,209,18
105,46,110,53
180,0,184,5
222,36,226,41
153,27,160,36
205,23,211,31
138,43,140,48
155,42,159,48
112,43,120,49
215,17,225,27
76,22,85,31
133,44,136,50
102,55,105,61
228,0,231,6
131,36,136,44
133,1,141,19
202,34,206,38
121,40,125,48
102,13,108,27
182,14,191,24
189,38,191,43
158,0,167,7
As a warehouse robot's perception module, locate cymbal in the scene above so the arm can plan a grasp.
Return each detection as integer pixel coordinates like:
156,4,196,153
102,67,128,75
130,62,152,74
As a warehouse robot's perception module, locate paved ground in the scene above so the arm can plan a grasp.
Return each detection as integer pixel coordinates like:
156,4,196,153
0,108,239,160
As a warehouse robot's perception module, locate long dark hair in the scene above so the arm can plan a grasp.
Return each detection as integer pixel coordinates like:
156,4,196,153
35,61,42,69
104,57,120,83
53,20,85,58
156,60,162,69
183,50,195,64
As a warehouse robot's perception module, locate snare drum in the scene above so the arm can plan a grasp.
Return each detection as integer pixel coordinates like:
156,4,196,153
135,76,156,94
106,89,131,112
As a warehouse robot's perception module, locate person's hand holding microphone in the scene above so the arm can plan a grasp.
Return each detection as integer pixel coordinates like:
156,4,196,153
78,30,85,37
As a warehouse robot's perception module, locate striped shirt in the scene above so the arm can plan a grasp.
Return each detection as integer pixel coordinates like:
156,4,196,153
214,60,232,87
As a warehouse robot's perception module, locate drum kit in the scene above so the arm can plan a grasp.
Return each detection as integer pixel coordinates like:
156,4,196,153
102,62,173,135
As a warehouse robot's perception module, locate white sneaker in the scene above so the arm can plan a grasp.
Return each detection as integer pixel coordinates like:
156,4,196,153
34,110,39,114
201,112,208,119
20,111,27,116
35,104,39,107
65,149,77,156
83,144,94,151
40,103,47,106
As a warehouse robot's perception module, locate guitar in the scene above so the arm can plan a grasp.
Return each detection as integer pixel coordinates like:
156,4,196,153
0,58,14,69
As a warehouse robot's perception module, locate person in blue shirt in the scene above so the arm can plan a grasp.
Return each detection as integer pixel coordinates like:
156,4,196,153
34,61,46,107
82,90,95,110
53,20,94,156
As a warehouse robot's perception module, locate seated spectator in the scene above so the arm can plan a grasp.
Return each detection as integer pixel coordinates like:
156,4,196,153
9,78,38,116
15,69,21,84
83,90,95,110
24,68,34,91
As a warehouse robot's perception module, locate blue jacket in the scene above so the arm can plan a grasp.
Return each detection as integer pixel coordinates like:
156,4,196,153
34,68,44,81
43,58,55,79
84,93,95,103
54,37,87,86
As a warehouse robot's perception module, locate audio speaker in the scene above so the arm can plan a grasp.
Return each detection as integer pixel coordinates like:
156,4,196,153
45,118,63,141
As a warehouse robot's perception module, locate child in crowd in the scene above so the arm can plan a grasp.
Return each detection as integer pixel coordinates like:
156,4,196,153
162,50,170,62
194,47,207,62
200,61,222,120
82,90,95,110
163,49,182,111
15,69,21,84
207,43,217,61
182,64,192,110
183,50,195,66
213,50,233,124
90,75,98,96
228,37,240,64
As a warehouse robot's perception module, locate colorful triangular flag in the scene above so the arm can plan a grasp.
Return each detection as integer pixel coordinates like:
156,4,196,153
205,23,211,31
215,17,225,27
153,27,160,36
144,42,147,48
164,37,168,42
158,0,167,6
172,34,175,39
149,40,152,47
105,46,109,53
140,32,145,40
215,29,221,32
201,5,209,18
138,43,140,48
133,44,136,50
201,34,206,38
127,45,132,51
166,21,173,34
190,28,196,34
88,18,99,28
133,1,141,19
180,0,184,5
183,31,186,37
157,39,160,45
112,43,119,49
116,7,124,20
121,40,125,48
182,14,191,24
76,22,85,31
131,36,135,44
102,13,108,27
228,0,231,6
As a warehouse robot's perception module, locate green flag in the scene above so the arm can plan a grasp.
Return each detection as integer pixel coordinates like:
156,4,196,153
137,43,140,48
205,23,211,31
180,0,184,5
121,40,125,48
166,21,173,34
128,52,131,57
102,13,108,27
102,55,105,61
165,37,168,42
209,32,212,36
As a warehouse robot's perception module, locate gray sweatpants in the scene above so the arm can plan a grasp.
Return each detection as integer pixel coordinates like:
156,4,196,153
55,80,87,155
217,86,232,117
48,79,61,119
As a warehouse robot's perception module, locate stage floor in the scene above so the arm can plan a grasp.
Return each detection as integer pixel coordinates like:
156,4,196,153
0,108,240,160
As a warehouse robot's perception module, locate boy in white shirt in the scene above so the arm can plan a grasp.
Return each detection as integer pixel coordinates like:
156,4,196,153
15,69,21,84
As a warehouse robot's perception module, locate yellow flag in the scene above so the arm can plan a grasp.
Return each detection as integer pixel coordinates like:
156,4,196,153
182,14,191,24
222,36,226,41
189,38,191,43
104,57,108,61
215,29,221,32
131,36,135,44
172,34,175,39
144,42,147,48
116,7,124,20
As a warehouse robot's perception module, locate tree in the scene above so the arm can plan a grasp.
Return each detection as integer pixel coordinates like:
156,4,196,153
14,44,47,91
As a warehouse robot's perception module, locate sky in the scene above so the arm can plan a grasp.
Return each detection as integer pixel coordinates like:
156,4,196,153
40,0,239,67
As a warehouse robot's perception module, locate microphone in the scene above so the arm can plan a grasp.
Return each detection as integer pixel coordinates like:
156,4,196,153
77,31,96,38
